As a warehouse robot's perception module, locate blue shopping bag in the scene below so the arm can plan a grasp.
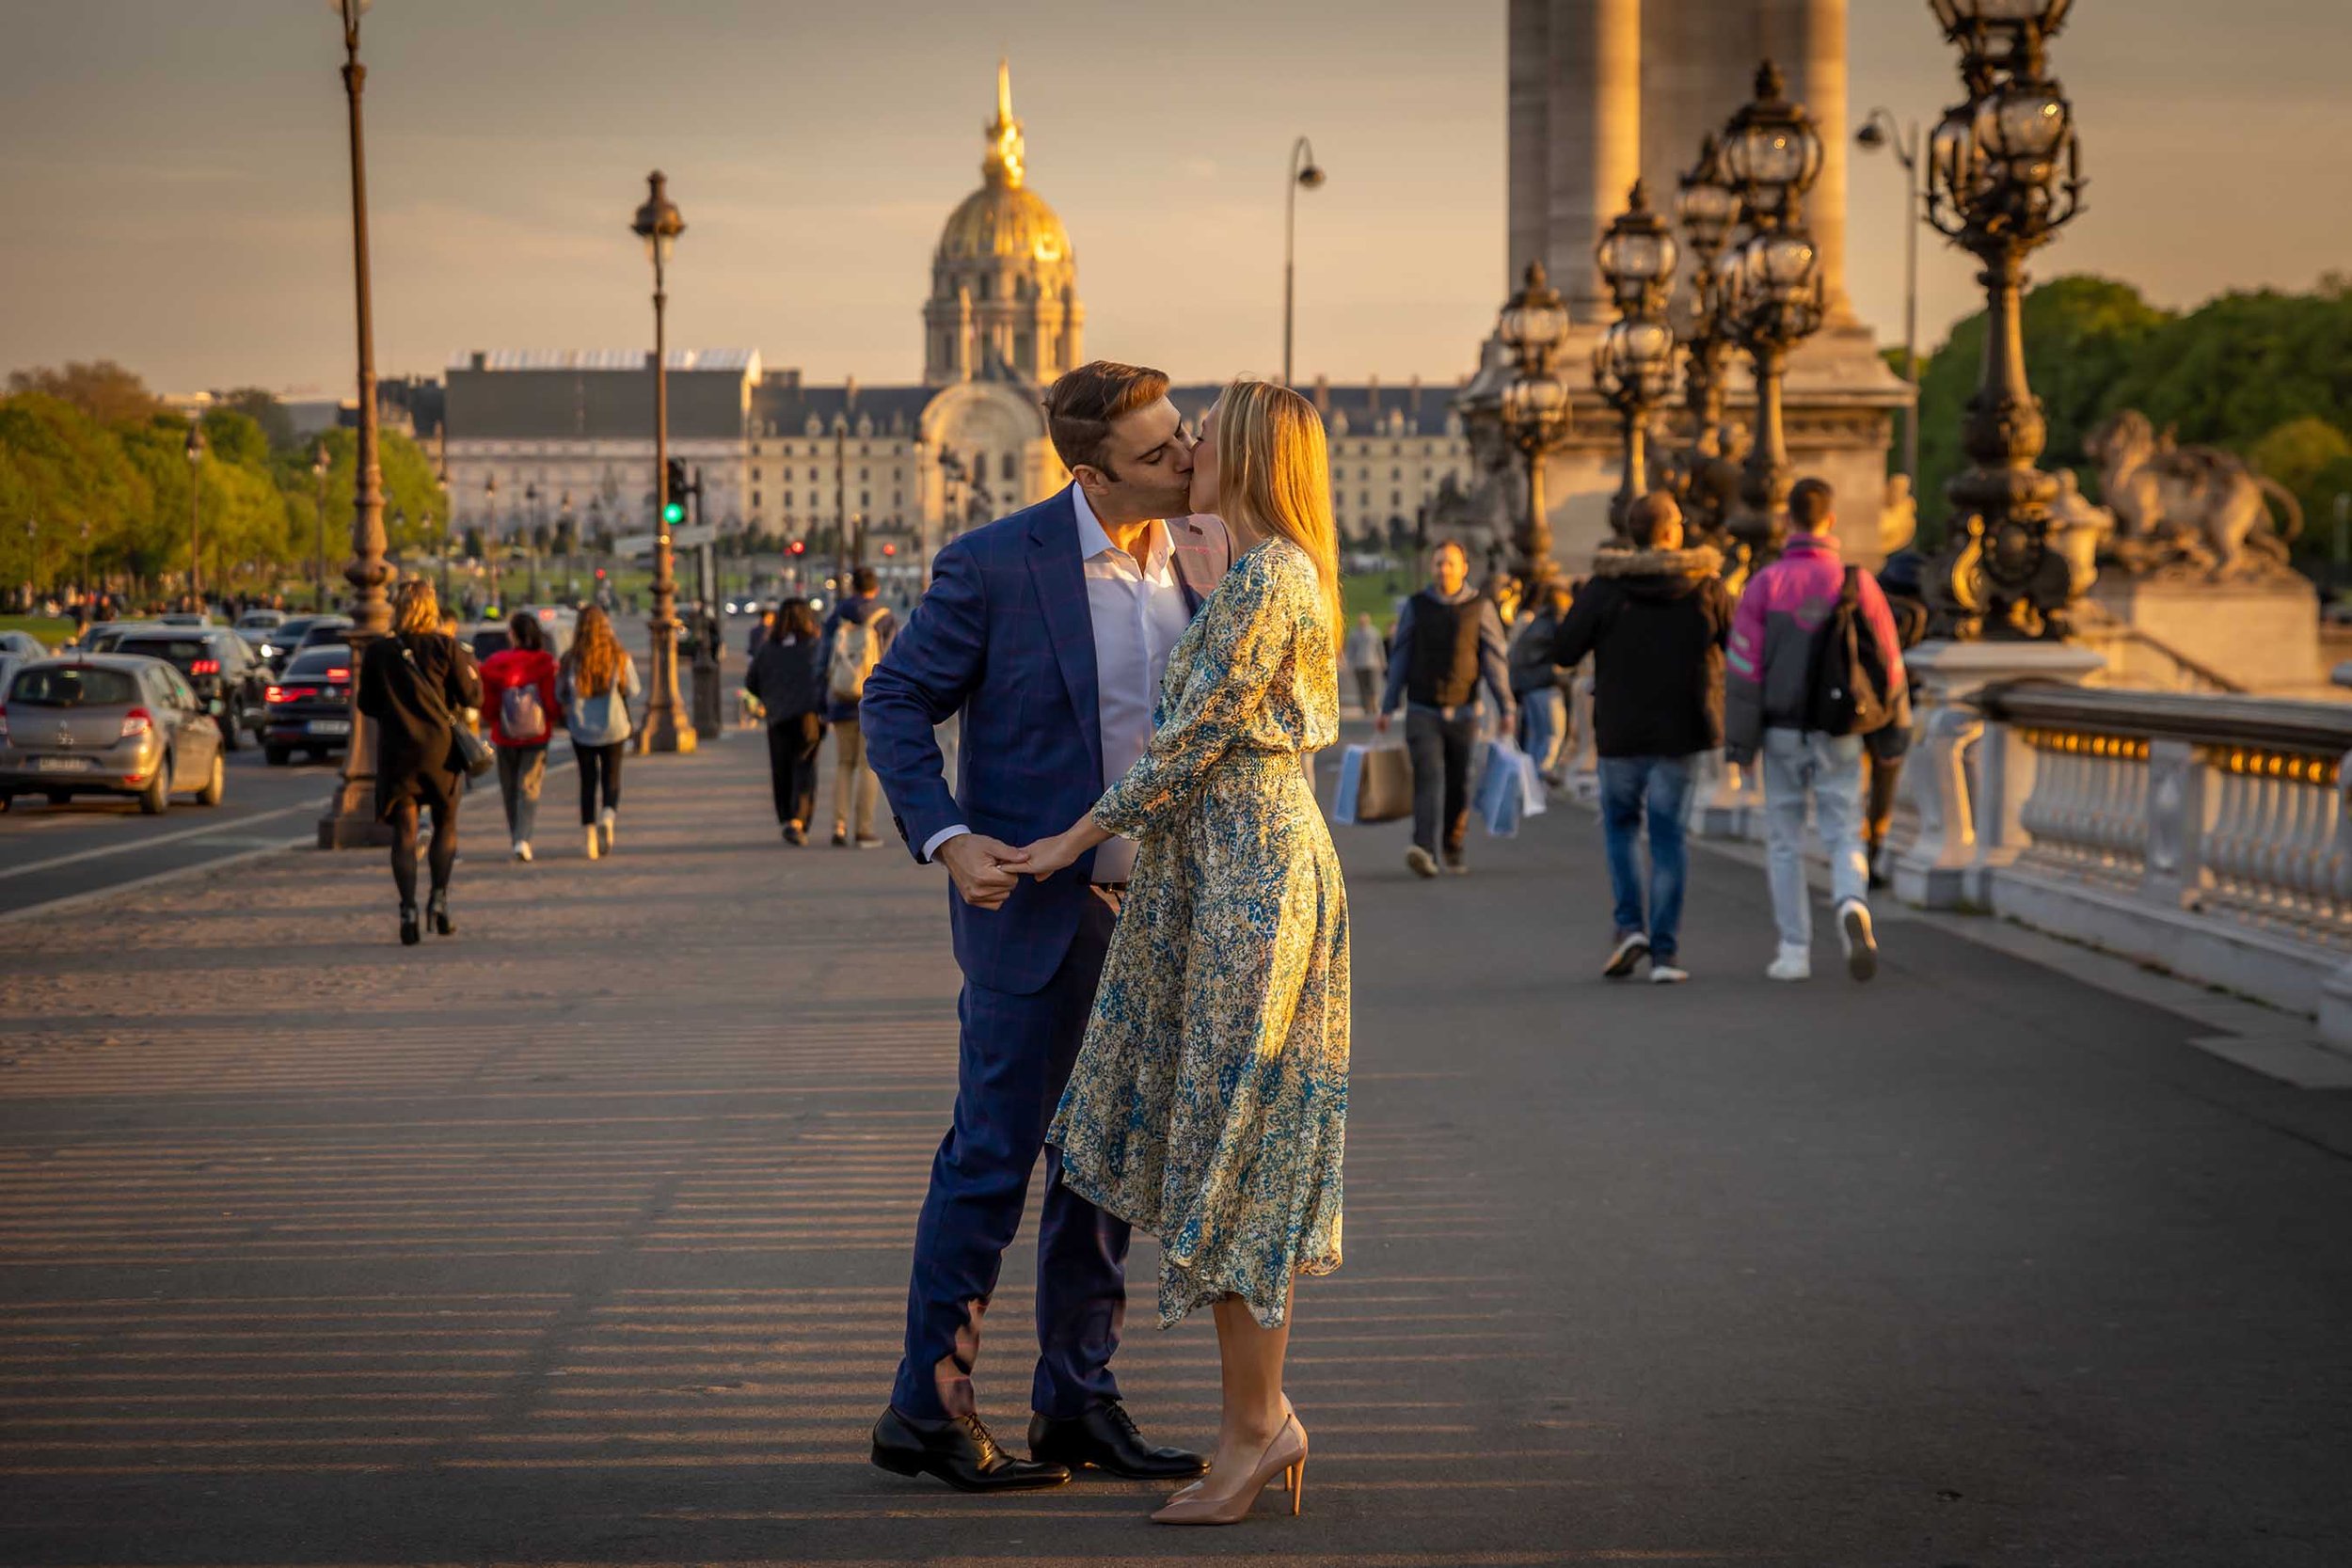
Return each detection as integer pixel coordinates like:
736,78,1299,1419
1476,737,1544,837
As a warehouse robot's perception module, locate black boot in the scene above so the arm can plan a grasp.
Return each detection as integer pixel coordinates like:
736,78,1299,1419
870,1407,1070,1493
425,886,453,937
1029,1401,1206,1480
398,903,421,946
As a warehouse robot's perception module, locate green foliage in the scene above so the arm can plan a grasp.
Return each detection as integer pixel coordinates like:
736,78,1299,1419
2249,418,2352,499
215,388,297,453
5,360,162,425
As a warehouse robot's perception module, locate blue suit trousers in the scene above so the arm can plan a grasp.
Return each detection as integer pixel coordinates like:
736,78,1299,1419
891,893,1130,1421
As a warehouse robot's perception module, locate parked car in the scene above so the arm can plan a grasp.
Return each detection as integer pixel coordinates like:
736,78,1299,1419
79,622,161,653
0,655,226,814
157,612,214,627
0,630,47,661
261,643,356,765
109,628,270,752
255,614,352,671
234,610,286,633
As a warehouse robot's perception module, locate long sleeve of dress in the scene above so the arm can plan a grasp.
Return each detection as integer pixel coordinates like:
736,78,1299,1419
1092,546,1291,840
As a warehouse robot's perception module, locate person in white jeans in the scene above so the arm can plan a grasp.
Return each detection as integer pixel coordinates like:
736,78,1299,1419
1761,729,1871,965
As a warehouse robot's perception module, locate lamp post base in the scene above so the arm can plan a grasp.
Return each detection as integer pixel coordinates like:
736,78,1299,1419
637,710,697,755
316,776,395,849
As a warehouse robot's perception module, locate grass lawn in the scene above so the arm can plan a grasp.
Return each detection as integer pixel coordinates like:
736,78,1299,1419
0,615,74,647
1343,572,1412,635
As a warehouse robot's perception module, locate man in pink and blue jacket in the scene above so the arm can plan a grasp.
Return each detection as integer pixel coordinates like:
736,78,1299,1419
1724,477,1908,984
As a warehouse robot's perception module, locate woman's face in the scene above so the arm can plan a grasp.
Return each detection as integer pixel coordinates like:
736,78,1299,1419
1186,407,1220,517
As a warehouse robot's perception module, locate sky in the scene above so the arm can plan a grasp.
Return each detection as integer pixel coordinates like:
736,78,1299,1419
1,0,2345,399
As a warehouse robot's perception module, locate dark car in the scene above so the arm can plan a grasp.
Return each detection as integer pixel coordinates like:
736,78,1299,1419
262,644,355,765
110,629,269,752
255,614,352,672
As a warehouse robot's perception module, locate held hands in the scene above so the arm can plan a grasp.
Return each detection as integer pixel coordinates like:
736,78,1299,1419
937,834,1029,911
1019,830,1084,881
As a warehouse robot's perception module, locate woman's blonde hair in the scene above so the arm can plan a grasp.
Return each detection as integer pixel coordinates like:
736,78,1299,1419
1211,378,1342,636
391,578,440,639
564,603,625,697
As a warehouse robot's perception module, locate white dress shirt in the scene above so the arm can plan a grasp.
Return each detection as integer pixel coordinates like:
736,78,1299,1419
922,485,1194,884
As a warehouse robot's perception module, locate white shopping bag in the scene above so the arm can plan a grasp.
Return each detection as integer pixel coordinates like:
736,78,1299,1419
1476,737,1545,837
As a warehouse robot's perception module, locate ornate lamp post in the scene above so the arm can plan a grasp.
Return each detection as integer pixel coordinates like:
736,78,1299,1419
1716,60,1826,566
524,482,542,605
1492,261,1572,588
183,422,205,609
482,473,499,615
631,169,691,752
559,489,575,599
1673,134,1740,460
1282,136,1327,388
1919,0,2086,641
321,0,396,847
1592,181,1680,537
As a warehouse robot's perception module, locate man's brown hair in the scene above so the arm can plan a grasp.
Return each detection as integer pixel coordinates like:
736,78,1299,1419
1788,476,1836,533
1043,361,1168,478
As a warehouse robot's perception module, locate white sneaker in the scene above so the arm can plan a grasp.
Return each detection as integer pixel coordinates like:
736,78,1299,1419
597,808,615,854
584,824,602,862
1766,942,1811,982
1649,962,1690,985
512,840,532,863
1838,899,1878,982
1603,932,1649,979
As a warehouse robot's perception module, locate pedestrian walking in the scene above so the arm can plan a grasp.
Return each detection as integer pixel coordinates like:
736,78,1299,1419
355,578,481,946
558,604,641,862
1866,548,1931,888
478,610,561,863
819,566,898,848
1375,539,1515,879
745,598,826,844
1545,493,1734,983
747,608,775,656
1725,478,1910,982
1341,612,1385,717
1509,578,1578,786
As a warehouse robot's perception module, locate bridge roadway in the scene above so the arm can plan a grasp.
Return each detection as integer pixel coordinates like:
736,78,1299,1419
1,722,2346,1566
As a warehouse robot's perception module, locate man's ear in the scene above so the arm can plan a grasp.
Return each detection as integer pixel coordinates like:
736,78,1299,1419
1070,464,1106,497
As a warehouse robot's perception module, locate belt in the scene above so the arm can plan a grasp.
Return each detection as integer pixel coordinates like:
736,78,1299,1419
1091,881,1130,894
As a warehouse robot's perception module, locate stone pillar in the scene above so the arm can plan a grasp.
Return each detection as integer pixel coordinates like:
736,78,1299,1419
1543,0,1642,320
1765,0,1852,324
1508,0,1552,290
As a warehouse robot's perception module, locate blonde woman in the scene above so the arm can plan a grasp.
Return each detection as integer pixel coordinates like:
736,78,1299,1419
1022,379,1348,1527
558,604,642,860
356,578,482,945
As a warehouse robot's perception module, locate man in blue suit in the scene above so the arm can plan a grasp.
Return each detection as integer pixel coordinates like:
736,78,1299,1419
861,363,1231,1493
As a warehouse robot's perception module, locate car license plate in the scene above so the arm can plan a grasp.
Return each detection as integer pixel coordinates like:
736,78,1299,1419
32,755,95,773
309,719,351,736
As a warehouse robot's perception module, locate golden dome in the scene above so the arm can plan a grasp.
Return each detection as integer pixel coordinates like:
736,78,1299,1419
936,60,1073,267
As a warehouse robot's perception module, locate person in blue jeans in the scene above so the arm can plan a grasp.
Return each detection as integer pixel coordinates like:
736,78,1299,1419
1545,492,1734,983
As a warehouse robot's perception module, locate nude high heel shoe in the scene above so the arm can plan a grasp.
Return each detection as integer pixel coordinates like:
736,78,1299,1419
1150,1408,1307,1526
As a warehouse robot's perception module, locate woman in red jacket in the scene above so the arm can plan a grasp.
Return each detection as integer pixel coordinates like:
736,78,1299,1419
477,611,562,862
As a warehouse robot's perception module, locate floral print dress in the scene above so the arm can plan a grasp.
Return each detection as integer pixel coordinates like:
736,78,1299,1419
1049,536,1350,1330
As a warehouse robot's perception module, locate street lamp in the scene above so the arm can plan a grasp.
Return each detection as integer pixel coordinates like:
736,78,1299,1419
321,0,396,848
78,521,90,601
1493,260,1572,588
1920,0,2086,641
1674,134,1740,459
183,421,205,609
1592,181,1680,539
1858,109,1924,491
483,473,499,615
524,482,542,605
630,168,692,753
310,442,331,610
1716,60,1827,566
436,466,452,606
1282,135,1326,388
558,489,574,600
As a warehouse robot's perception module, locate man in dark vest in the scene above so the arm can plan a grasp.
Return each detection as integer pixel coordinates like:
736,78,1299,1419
1375,539,1516,878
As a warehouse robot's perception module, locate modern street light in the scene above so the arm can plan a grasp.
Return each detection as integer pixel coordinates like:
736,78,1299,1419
321,0,396,848
1282,135,1327,388
1716,59,1827,568
1592,181,1681,539
631,168,691,753
310,441,331,610
183,421,205,609
1493,260,1572,588
1858,108,1925,491
1919,0,2086,640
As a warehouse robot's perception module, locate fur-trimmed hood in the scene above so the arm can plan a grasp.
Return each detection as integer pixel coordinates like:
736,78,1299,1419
1590,544,1724,601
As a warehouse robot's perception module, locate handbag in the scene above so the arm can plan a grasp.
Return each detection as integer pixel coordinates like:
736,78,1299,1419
451,717,495,778
1331,742,1412,825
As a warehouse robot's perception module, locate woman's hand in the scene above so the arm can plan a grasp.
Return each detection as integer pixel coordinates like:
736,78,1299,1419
1020,815,1112,881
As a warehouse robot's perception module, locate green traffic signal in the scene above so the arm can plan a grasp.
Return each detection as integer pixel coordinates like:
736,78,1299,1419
662,501,685,525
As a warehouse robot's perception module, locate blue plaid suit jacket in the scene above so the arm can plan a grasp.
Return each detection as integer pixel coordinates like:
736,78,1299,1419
861,486,1227,997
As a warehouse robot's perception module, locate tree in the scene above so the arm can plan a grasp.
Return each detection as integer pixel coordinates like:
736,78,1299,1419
6,360,162,426
215,388,297,453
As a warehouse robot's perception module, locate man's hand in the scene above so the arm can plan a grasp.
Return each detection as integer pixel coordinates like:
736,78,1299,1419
1373,712,1391,734
937,834,1029,910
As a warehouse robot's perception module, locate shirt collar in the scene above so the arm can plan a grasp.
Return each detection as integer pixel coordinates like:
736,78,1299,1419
1070,483,1172,578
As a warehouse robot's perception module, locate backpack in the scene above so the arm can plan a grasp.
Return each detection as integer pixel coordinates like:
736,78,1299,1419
1805,567,1897,738
499,676,546,740
827,612,882,701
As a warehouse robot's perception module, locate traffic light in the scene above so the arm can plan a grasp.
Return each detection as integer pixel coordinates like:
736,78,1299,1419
661,499,686,527
663,457,689,506
788,539,804,556
882,543,897,557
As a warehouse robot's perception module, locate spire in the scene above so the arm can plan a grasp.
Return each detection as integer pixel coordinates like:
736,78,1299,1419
982,56,1025,188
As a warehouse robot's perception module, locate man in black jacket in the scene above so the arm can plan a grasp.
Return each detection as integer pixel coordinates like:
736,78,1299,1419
1548,492,1734,983
1376,540,1515,879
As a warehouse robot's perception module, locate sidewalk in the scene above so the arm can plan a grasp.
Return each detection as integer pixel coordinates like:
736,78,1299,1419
3,728,2349,1565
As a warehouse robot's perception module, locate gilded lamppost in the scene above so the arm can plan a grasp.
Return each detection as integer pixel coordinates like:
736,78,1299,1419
1281,135,1327,388
1493,261,1572,588
321,0,395,847
1592,181,1680,539
1716,60,1826,566
1673,134,1740,461
631,169,692,753
1919,0,2086,641
183,421,205,609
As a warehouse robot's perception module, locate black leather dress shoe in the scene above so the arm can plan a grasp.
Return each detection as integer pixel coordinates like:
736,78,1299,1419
870,1406,1071,1493
1028,1401,1207,1480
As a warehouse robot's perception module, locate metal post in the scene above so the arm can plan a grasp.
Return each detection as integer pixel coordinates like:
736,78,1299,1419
1282,136,1323,388
638,173,691,754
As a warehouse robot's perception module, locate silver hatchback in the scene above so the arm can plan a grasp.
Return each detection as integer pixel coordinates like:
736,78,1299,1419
0,655,226,815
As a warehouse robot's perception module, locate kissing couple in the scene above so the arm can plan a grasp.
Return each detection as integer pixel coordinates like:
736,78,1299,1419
859,363,1352,1526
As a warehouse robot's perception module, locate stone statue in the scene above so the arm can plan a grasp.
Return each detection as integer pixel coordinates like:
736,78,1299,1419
2085,409,2304,579
2045,469,2113,599
1877,473,1918,559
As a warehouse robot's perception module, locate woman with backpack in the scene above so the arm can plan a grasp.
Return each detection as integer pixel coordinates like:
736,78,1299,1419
356,578,483,945
478,610,562,863
559,604,642,861
744,598,827,845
